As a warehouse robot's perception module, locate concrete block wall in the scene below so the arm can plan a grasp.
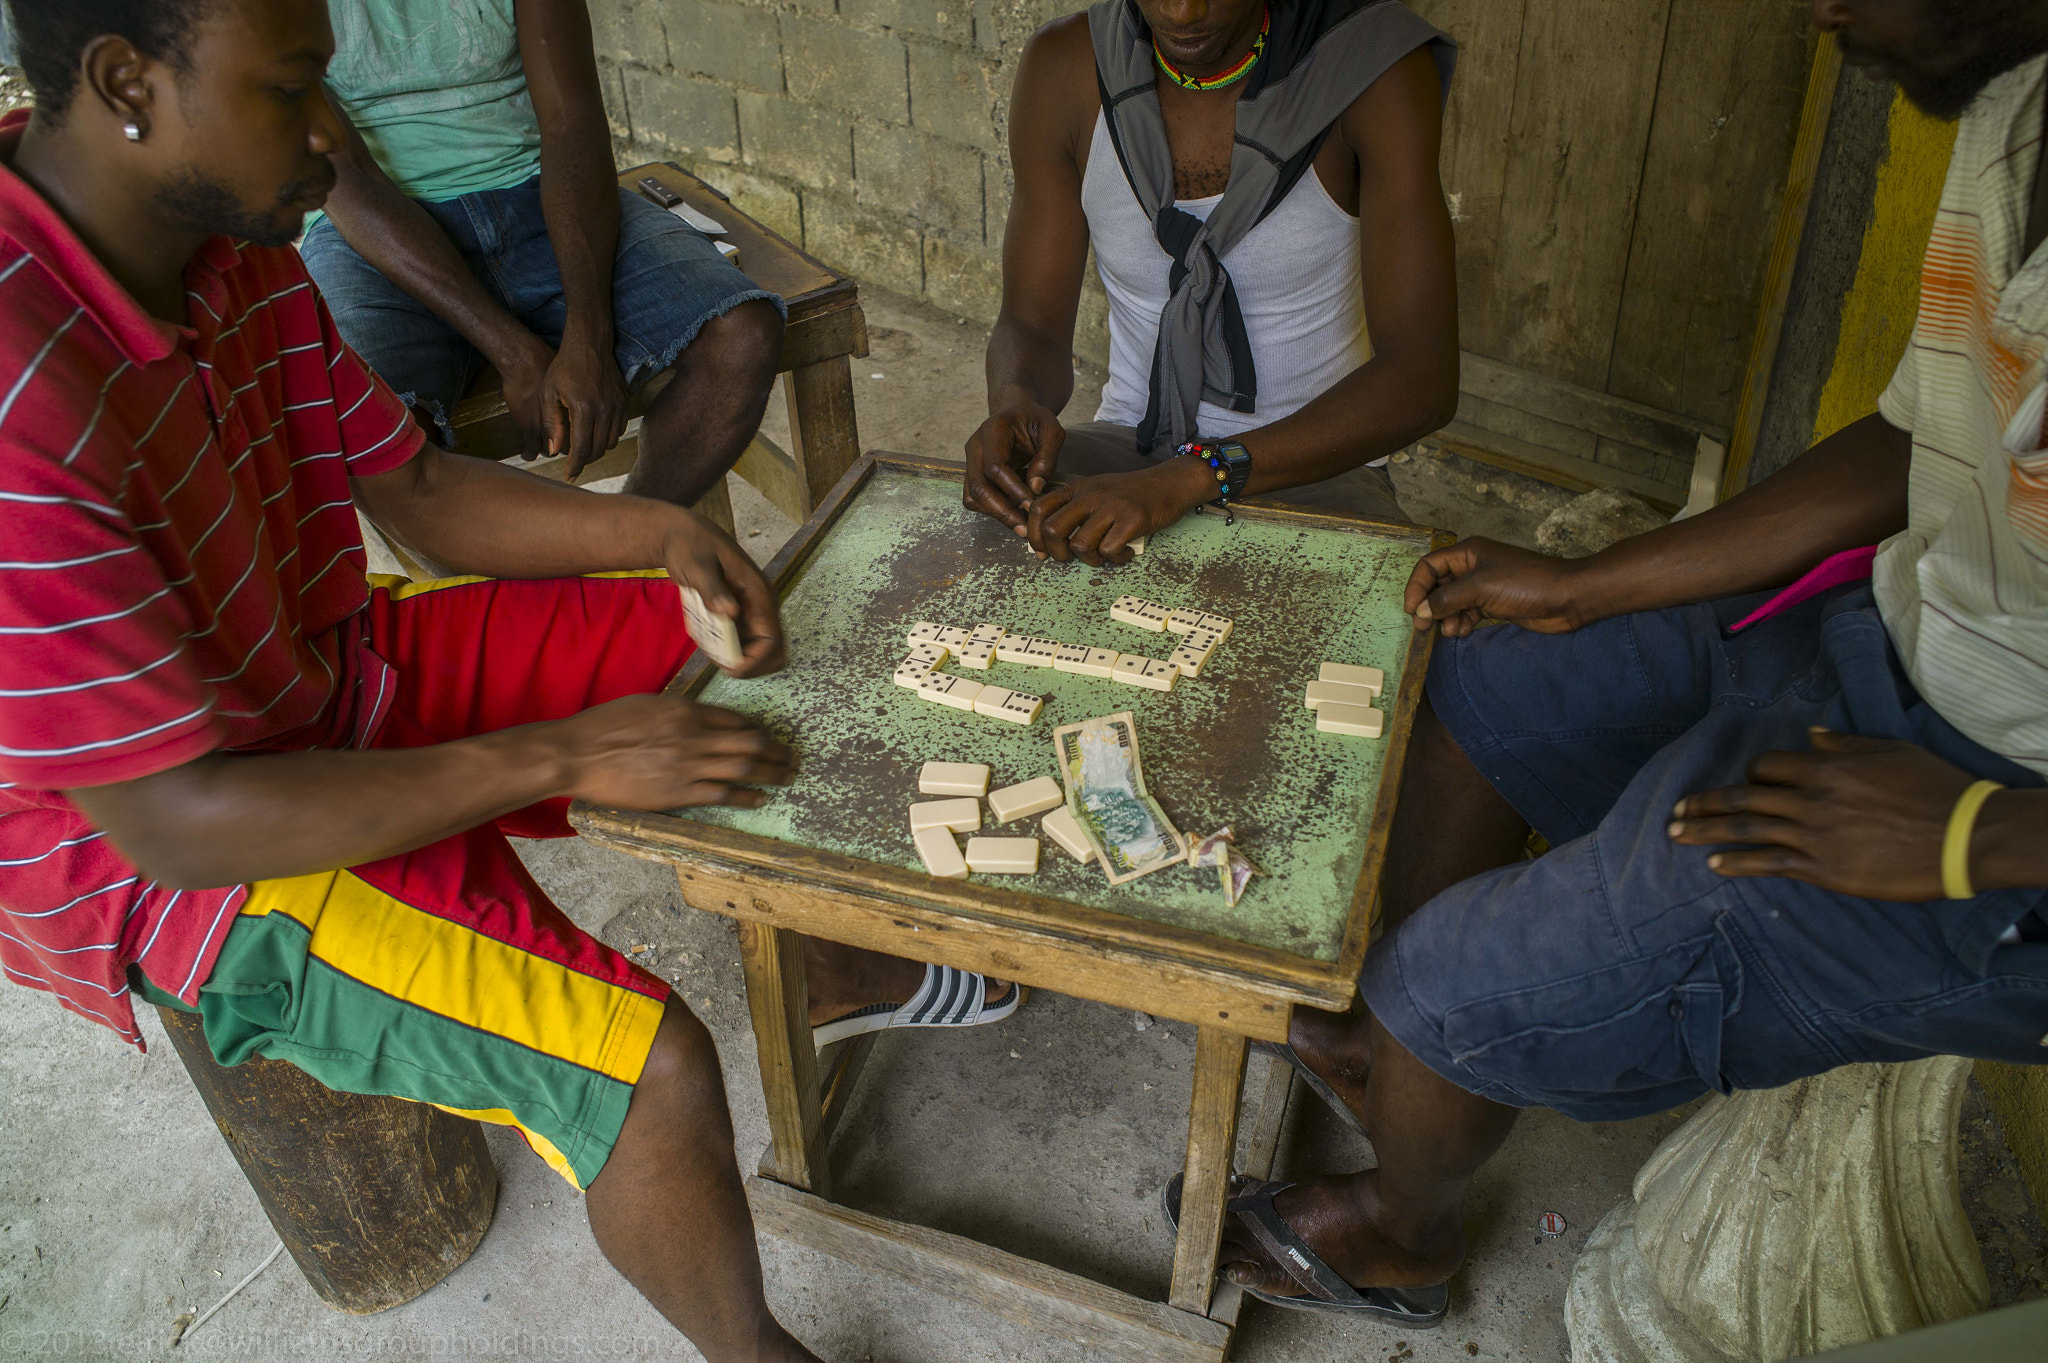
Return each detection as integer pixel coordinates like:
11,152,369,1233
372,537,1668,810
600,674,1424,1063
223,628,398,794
591,0,1112,365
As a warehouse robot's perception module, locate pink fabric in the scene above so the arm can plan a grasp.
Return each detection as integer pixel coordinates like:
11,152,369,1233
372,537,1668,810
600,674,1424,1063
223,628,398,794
1727,546,1880,633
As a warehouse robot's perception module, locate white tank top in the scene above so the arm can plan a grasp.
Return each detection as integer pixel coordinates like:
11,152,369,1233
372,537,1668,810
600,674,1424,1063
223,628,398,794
1082,109,1370,439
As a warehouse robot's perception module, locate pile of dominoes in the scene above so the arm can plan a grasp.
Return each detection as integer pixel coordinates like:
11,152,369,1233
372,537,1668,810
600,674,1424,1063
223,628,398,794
1304,663,1385,737
908,761,1096,878
890,598,1235,724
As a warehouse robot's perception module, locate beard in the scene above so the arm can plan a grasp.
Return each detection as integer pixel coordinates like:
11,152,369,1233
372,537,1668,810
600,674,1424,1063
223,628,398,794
1842,1,2048,121
151,165,331,248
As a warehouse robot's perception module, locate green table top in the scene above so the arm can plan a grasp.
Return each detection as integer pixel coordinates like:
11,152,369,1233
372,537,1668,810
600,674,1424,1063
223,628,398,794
683,461,1433,965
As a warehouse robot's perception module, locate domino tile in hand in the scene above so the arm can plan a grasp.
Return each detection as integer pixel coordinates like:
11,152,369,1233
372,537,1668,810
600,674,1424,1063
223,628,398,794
681,587,744,670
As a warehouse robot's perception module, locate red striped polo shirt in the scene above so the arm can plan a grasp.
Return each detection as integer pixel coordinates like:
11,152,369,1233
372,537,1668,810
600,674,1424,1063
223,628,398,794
0,112,425,1045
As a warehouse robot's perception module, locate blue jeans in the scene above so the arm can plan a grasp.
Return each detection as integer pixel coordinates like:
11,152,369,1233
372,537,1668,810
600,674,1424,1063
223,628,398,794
1363,585,2048,1123
300,176,783,447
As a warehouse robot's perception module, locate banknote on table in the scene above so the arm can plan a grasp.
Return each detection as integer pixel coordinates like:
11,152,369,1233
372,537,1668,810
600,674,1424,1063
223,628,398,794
1051,711,1187,884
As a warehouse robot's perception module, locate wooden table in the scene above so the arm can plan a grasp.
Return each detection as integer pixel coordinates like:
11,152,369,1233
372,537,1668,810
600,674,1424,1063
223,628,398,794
573,454,1444,1361
446,161,869,530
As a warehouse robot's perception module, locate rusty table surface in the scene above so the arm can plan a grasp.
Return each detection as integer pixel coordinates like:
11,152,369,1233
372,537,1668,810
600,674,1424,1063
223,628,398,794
663,456,1440,966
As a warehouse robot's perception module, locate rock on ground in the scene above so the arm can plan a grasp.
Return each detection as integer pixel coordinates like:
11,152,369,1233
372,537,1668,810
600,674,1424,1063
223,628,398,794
1535,486,1669,559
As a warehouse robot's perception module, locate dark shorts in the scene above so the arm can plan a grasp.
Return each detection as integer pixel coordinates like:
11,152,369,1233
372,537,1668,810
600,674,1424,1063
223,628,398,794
1057,420,1409,524
1362,584,2048,1123
300,176,783,448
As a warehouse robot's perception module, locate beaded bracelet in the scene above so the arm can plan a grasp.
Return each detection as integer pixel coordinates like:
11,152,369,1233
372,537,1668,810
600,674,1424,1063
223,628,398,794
1175,441,1251,524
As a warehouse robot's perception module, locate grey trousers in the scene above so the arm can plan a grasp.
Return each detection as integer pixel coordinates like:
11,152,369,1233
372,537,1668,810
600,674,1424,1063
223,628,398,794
1057,421,1409,524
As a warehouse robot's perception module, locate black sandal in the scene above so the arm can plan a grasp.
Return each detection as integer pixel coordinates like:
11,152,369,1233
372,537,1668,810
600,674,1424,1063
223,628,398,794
1161,1174,1449,1328
1252,1039,1369,1140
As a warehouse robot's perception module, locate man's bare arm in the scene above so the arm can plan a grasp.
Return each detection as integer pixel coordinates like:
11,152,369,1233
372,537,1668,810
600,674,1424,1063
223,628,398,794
518,0,627,475
1225,47,1459,493
965,15,1097,527
351,445,786,674
67,697,790,889
318,99,555,443
1406,413,1914,636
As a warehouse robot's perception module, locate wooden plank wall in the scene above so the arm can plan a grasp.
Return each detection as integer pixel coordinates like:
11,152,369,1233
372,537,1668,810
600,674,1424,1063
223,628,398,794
1411,0,1816,487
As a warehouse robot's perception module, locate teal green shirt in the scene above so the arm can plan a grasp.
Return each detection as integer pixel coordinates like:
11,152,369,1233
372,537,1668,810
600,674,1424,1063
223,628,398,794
322,0,542,208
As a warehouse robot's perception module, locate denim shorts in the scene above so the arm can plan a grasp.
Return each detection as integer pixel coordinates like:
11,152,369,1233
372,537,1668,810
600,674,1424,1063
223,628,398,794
300,175,783,447
1362,584,2048,1123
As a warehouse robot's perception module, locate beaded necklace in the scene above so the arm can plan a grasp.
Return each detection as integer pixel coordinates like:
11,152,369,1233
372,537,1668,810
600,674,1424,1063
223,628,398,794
1153,6,1269,91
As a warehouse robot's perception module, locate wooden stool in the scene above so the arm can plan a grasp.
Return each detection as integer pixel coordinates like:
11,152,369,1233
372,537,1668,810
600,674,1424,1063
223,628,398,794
158,1007,498,1315
444,161,868,536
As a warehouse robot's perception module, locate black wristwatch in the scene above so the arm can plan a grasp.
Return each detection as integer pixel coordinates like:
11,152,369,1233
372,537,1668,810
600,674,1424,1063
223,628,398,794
1175,440,1252,521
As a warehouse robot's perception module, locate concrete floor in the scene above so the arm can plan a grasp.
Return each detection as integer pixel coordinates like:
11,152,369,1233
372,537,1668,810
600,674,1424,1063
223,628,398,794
2,288,2040,1362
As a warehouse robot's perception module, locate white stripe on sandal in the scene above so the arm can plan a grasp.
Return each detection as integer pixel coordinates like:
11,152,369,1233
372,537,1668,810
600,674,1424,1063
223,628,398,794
811,964,1024,1049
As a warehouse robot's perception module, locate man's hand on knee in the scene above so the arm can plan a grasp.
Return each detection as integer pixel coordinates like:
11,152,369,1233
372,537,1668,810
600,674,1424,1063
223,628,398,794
1668,727,2045,900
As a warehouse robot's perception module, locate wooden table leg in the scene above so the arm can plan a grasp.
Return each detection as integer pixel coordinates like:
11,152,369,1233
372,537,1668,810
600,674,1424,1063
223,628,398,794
1208,1047,1298,1329
736,920,831,1196
782,354,862,512
1170,1027,1250,1313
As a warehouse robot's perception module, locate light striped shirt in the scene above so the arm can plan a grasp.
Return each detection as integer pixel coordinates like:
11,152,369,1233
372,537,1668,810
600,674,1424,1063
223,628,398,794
1876,55,2048,778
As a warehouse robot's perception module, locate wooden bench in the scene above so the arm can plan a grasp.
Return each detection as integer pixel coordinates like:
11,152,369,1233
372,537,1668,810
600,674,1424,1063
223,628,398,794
444,161,868,534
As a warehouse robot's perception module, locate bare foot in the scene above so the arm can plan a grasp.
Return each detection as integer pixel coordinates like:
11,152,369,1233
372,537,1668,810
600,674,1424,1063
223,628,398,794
1219,1173,1462,1299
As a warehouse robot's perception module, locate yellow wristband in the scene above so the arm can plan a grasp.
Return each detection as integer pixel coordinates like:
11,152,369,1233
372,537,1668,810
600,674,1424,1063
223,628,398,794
1941,780,2004,900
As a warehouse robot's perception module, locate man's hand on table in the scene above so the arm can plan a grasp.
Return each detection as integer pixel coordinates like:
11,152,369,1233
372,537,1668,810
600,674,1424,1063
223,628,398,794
557,694,794,811
964,401,1066,530
1024,456,1214,565
660,512,788,677
1404,537,1592,637
1667,728,2042,901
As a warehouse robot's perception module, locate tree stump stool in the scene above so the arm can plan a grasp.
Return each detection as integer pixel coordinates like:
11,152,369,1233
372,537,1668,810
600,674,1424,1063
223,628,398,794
158,1006,499,1315
1565,1055,1990,1361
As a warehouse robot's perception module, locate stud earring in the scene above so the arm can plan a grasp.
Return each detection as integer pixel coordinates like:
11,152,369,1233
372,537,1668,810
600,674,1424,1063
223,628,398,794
123,122,143,142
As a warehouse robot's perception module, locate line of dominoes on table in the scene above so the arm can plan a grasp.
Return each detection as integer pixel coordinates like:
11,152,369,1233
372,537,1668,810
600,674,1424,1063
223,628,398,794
906,761,1094,879
889,597,1236,727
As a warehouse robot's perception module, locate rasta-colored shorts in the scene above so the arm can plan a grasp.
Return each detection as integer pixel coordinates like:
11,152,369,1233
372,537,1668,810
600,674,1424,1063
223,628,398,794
137,570,697,1188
